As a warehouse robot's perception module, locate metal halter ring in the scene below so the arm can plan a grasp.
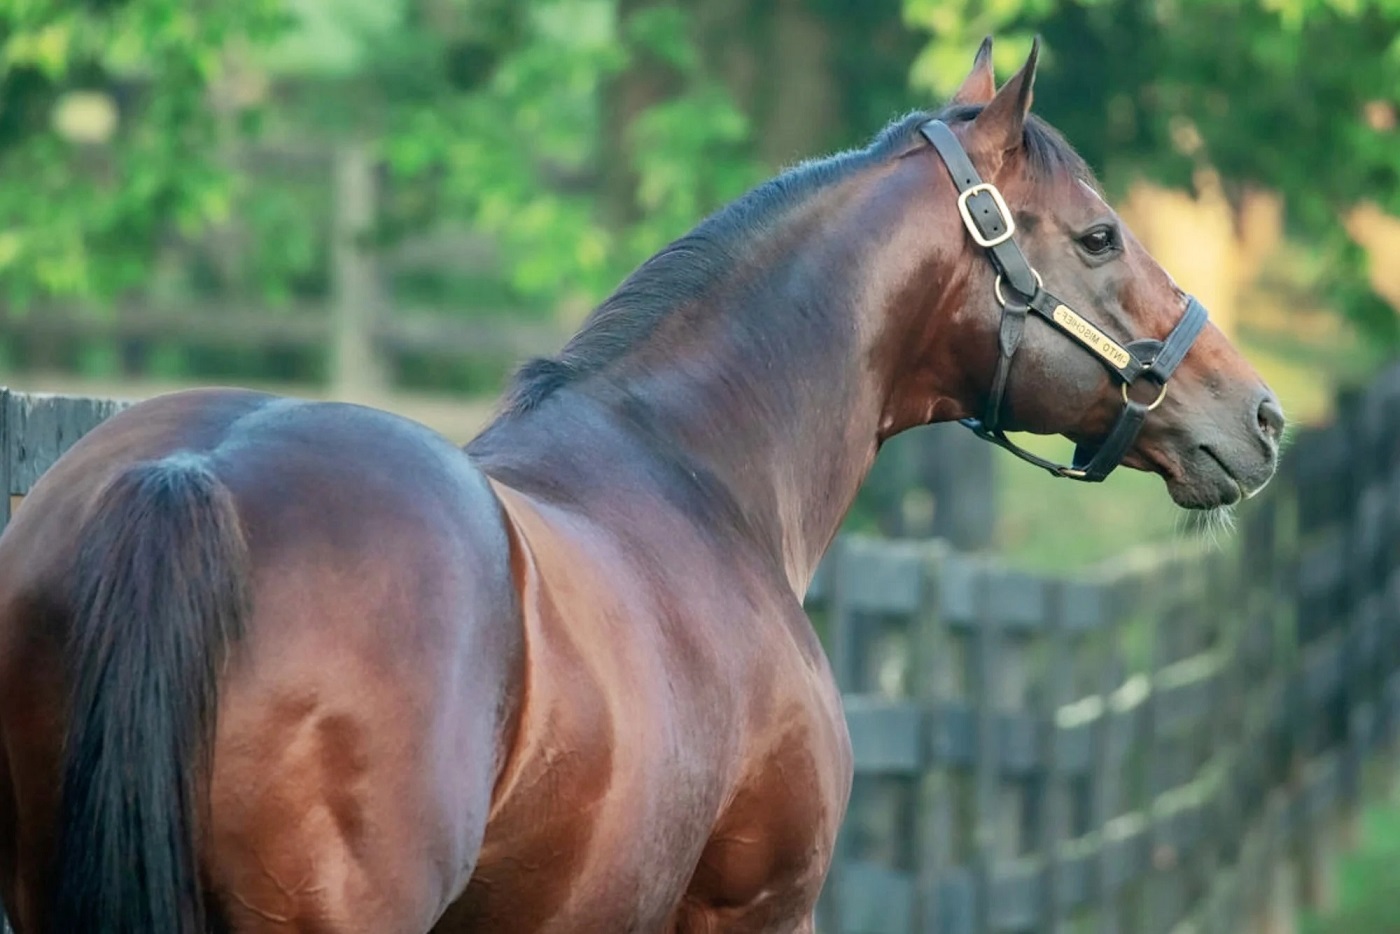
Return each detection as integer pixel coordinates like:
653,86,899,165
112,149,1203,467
1123,379,1169,411
993,269,1043,308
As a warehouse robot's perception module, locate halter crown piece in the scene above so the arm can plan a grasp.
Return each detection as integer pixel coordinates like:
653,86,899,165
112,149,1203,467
920,119,1209,483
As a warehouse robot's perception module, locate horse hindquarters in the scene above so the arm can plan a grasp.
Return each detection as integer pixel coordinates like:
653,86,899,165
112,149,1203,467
198,452,527,934
0,391,527,934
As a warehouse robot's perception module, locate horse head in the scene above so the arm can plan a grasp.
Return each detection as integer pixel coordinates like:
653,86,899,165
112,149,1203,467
882,37,1283,510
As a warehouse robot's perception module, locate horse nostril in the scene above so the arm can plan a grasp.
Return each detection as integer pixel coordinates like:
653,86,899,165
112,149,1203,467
1257,395,1285,445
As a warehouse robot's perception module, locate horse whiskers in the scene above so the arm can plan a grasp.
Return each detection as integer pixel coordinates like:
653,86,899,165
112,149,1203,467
1175,504,1237,550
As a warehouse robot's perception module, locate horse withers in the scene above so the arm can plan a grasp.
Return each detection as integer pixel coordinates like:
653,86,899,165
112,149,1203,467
0,38,1282,933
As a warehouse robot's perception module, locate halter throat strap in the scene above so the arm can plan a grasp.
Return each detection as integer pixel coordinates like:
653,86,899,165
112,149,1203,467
918,119,1209,483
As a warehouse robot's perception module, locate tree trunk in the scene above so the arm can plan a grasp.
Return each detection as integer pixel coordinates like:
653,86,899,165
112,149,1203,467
690,0,762,119
599,0,685,230
757,0,837,168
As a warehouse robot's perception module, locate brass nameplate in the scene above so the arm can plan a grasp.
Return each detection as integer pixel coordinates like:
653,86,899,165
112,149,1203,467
1051,305,1131,370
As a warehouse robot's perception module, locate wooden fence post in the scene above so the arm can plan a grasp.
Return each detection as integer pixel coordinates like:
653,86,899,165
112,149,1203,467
813,535,930,934
817,537,849,933
914,542,956,934
0,388,10,533
1037,578,1076,934
330,142,389,403
1090,569,1134,934
1242,468,1294,934
970,559,1002,933
936,550,979,934
1385,367,1400,807
1257,792,1299,934
1138,561,1174,934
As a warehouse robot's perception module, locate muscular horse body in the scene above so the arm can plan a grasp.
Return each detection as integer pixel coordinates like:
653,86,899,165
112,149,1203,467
0,388,848,931
0,41,1281,933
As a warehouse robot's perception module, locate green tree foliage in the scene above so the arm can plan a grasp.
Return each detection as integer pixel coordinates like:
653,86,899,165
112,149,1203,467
3,0,1396,350
369,0,929,312
906,0,1400,346
377,0,767,309
0,0,289,304
0,0,923,318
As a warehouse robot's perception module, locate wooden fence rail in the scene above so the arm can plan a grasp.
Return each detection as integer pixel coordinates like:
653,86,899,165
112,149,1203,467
0,360,1397,933
0,142,567,404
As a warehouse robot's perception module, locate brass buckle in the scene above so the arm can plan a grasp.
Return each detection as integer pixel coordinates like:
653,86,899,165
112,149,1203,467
1123,380,1169,411
957,183,1015,248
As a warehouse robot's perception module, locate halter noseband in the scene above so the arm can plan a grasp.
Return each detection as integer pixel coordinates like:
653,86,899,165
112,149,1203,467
920,119,1209,483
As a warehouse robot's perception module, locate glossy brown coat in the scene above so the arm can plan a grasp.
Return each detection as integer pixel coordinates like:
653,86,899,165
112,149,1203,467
0,39,1280,933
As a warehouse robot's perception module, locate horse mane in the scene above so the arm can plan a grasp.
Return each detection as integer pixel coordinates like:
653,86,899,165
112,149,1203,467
491,103,1094,419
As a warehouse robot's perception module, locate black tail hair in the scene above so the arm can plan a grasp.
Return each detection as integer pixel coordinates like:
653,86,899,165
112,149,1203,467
51,455,249,933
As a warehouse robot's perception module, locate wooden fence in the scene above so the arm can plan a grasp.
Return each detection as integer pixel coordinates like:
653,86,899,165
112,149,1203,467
806,360,1400,932
0,360,1397,932
0,142,566,403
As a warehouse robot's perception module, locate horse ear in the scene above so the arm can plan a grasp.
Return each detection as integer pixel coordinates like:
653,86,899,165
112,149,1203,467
950,36,996,106
972,36,1039,154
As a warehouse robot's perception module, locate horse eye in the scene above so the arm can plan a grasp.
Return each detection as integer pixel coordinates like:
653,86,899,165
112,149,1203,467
1078,226,1118,256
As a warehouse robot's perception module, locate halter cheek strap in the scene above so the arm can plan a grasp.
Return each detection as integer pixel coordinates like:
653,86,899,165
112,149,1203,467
919,119,1209,483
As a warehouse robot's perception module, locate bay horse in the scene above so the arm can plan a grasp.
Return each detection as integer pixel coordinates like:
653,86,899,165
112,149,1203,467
0,38,1282,933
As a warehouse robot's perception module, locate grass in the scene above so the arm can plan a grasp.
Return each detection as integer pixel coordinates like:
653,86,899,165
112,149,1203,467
992,436,1184,572
1300,797,1400,934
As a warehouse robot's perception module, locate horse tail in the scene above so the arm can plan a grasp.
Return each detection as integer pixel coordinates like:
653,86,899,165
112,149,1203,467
51,454,249,934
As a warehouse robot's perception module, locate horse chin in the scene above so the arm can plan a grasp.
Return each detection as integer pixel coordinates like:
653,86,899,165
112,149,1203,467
1165,472,1243,511
1143,453,1244,546
1124,444,1250,513
1161,451,1254,512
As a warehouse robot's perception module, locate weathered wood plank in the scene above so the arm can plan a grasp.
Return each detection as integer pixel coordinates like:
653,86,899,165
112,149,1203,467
837,537,927,617
0,389,10,533
1038,581,1072,933
986,858,1039,931
1153,653,1223,738
914,545,955,934
836,860,916,934
913,695,1157,782
1091,579,1133,933
5,391,131,495
846,699,924,775
972,563,1001,931
0,303,562,363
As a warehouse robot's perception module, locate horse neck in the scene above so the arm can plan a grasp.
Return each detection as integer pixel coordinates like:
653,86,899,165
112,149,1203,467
597,270,881,594
595,162,952,592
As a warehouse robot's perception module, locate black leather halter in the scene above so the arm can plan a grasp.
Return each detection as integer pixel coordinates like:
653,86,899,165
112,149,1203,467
920,119,1209,482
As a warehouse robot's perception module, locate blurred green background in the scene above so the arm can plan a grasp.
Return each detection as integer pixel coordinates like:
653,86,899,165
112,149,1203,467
3,1,1399,927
